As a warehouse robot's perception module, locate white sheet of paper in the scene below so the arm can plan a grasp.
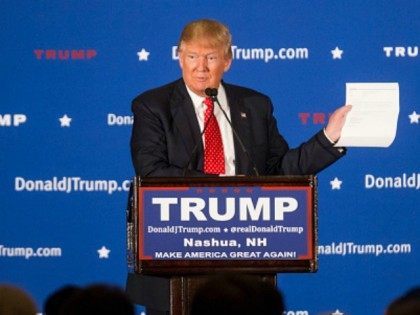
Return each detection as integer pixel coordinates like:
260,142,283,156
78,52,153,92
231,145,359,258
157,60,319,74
335,82,399,147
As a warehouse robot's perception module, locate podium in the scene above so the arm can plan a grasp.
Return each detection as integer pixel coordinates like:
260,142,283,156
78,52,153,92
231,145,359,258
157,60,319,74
126,176,317,315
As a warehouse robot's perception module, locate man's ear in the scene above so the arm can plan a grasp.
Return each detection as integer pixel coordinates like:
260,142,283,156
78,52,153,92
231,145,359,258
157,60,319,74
224,58,232,72
178,53,184,70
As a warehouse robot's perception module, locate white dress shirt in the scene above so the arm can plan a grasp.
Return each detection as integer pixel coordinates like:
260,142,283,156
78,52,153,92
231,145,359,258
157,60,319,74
186,85,236,176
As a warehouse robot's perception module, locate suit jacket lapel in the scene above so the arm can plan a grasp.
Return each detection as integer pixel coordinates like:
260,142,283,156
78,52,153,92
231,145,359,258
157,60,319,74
224,83,253,175
170,79,204,170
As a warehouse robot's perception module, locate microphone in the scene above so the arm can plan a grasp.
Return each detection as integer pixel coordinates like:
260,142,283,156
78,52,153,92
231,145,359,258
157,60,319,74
205,88,260,176
204,87,218,98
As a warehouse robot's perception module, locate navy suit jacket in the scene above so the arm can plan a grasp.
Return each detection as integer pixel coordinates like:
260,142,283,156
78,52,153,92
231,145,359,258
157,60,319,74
131,79,345,177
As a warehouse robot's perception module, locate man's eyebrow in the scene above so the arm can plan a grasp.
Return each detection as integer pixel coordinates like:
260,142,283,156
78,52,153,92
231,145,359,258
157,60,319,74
185,51,219,55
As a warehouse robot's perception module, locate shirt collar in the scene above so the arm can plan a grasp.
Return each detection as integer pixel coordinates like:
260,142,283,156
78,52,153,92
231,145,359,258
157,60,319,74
185,84,227,111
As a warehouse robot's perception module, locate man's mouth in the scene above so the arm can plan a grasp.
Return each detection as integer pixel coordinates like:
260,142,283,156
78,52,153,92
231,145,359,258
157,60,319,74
195,76,208,82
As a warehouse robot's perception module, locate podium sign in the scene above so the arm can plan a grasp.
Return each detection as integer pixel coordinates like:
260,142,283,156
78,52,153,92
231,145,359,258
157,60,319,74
130,176,318,275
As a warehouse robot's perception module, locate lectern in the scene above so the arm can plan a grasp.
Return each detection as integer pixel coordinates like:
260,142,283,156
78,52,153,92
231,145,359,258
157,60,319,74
126,176,317,315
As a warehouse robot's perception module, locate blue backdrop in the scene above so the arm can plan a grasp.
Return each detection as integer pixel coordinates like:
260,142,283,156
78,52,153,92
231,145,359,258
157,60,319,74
1,1,418,314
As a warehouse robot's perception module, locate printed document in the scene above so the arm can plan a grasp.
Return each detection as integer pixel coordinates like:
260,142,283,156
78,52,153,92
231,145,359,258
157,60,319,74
335,83,399,147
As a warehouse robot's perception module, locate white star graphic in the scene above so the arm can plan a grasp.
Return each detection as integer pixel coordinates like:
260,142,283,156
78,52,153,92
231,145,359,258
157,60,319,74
137,48,150,61
408,111,420,124
59,114,72,127
330,177,343,190
223,228,229,232
331,310,344,315
97,246,111,259
331,47,344,59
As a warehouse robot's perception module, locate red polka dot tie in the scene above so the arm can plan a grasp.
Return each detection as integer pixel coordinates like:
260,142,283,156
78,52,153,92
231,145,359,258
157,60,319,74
203,97,225,175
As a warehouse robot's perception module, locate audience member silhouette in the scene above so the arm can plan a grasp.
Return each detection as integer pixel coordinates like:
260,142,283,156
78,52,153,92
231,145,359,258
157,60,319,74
386,287,420,315
44,285,82,315
59,284,134,315
189,274,285,315
0,284,37,315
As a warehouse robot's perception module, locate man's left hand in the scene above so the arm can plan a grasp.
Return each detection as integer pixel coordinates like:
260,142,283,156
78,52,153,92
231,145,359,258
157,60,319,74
325,105,352,142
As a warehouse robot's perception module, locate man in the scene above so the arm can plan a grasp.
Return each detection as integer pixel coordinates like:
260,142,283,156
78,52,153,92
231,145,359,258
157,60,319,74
128,19,351,315
131,19,351,178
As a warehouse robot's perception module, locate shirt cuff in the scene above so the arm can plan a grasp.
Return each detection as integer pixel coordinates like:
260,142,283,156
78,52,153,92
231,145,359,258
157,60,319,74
323,128,336,144
323,128,345,153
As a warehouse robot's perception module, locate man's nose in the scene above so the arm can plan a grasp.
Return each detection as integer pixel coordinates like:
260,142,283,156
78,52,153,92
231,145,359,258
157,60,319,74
197,56,208,70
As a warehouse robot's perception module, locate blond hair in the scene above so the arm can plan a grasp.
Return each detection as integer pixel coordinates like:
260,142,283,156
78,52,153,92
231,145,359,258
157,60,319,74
177,19,232,59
